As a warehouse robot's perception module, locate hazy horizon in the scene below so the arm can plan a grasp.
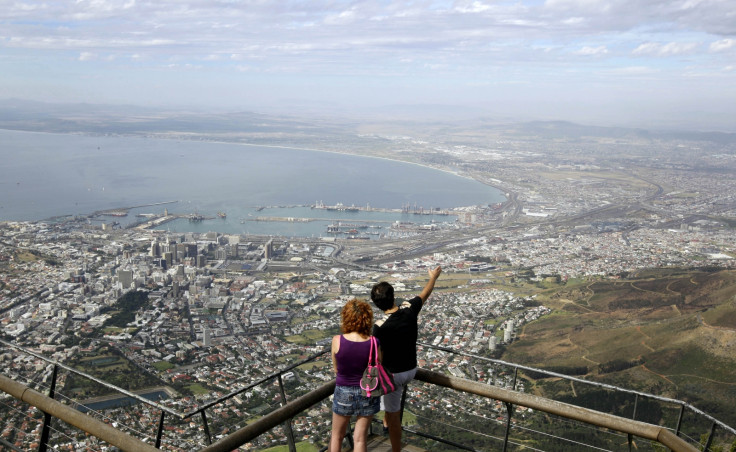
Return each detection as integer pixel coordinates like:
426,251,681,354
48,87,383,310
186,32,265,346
2,1,736,132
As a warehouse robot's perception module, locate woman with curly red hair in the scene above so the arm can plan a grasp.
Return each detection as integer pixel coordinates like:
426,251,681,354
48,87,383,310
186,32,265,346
329,298,380,452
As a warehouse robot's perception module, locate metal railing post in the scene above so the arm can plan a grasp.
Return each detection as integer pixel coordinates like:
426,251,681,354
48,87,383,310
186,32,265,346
277,374,297,452
676,405,685,436
38,364,58,452
503,401,514,452
703,422,717,452
201,410,212,445
155,411,166,449
628,433,633,452
400,383,408,424
632,393,639,420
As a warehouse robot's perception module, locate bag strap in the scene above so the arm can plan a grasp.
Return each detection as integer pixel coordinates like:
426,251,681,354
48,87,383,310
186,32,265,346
368,336,378,366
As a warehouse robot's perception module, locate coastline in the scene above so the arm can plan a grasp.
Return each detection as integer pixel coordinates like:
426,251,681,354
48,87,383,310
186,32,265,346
0,128,507,225
0,127,499,192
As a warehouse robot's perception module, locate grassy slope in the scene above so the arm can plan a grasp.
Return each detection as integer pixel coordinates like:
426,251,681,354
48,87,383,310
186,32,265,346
503,268,736,426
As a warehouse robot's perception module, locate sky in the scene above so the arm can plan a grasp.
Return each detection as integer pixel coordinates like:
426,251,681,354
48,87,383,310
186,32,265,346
1,0,736,130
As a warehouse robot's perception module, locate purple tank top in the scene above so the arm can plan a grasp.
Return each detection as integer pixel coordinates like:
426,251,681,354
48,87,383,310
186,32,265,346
335,336,377,386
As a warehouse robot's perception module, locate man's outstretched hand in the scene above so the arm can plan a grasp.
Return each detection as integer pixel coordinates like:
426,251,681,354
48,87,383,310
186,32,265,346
428,266,442,280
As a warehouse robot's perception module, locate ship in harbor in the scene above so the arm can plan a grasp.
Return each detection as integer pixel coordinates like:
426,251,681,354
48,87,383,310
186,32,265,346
326,222,369,234
401,202,450,215
313,201,360,212
101,210,128,217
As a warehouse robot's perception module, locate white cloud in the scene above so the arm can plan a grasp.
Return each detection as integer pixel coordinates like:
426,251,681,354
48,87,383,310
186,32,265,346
323,9,358,25
562,17,585,25
709,39,736,53
632,42,659,55
424,63,448,70
79,51,96,61
455,1,494,14
609,66,659,76
633,42,698,57
575,45,608,56
544,0,612,14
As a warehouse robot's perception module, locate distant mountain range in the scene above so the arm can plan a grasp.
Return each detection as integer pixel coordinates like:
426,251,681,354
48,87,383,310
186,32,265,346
1,98,735,147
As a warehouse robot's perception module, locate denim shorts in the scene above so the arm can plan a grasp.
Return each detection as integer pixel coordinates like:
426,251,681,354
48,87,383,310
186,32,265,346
332,385,381,416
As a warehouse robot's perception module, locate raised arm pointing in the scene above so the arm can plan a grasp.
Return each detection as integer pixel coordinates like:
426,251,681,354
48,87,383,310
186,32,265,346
419,265,442,304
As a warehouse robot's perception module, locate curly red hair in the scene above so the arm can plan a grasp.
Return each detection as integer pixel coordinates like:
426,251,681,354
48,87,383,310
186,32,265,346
341,298,373,336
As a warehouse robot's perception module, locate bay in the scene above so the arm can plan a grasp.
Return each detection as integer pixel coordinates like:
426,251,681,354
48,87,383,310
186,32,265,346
0,129,504,236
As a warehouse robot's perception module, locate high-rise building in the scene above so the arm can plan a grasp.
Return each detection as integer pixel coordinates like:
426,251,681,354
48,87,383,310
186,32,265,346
264,239,274,259
117,269,133,289
185,243,198,258
227,244,238,257
150,240,160,257
503,319,515,343
163,252,173,268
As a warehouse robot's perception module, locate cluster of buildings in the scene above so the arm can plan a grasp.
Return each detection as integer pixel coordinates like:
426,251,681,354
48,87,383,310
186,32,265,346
450,227,736,279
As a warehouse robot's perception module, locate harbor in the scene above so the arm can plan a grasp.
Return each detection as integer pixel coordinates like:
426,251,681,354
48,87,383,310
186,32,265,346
313,200,450,215
94,201,179,218
84,201,461,239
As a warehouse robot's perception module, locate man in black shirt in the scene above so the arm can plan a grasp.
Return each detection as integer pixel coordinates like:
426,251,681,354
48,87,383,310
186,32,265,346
371,265,442,452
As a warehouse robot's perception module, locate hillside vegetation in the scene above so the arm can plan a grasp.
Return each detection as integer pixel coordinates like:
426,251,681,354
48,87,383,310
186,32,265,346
503,268,736,427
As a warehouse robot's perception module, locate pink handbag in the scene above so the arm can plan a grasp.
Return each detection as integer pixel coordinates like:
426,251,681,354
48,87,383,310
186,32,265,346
359,337,396,398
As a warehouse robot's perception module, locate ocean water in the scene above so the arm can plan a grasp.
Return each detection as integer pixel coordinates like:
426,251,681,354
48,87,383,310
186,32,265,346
0,129,504,236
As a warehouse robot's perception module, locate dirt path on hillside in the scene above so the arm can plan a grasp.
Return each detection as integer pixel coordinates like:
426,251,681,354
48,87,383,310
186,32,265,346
674,374,736,385
637,326,656,352
568,332,601,372
631,281,663,295
641,364,677,387
556,297,595,313
582,283,596,307
665,280,682,295
698,313,736,332
580,354,600,365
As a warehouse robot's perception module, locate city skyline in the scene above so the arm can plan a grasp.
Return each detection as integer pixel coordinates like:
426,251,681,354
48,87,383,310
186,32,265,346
1,1,735,131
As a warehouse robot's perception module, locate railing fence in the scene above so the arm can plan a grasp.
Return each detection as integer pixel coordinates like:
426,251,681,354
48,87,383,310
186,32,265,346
1,339,734,451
